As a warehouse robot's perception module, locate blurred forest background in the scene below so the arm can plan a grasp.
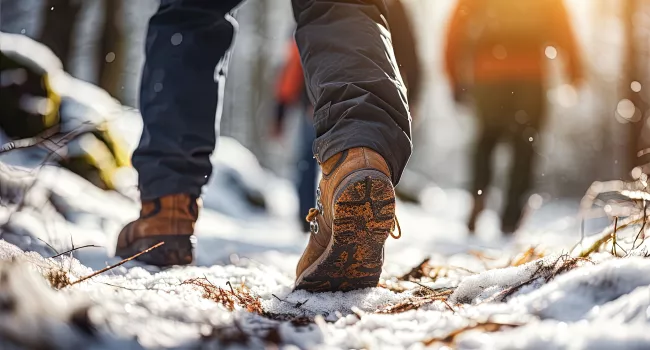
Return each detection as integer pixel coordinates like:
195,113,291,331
1,0,649,202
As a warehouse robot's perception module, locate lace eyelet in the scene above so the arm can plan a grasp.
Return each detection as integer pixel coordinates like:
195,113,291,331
310,220,319,234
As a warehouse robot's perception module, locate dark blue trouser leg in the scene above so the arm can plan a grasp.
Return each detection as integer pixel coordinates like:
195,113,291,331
297,116,318,230
133,0,241,200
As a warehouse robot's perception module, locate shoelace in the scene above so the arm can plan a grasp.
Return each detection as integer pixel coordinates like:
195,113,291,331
305,208,402,239
306,208,320,223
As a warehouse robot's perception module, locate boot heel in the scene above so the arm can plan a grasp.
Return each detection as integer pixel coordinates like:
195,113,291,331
295,170,395,291
115,235,195,266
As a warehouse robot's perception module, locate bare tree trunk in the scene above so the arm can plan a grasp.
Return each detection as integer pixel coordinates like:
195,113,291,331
250,0,269,159
593,0,621,180
98,0,126,102
624,0,650,170
39,0,82,69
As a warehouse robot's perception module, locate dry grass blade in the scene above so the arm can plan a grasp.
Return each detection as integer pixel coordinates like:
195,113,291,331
188,280,316,325
398,258,475,283
468,250,499,261
377,295,452,314
45,268,72,290
511,246,544,267
609,216,628,256
613,216,619,256
378,279,409,293
633,200,647,250
398,258,431,280
483,276,538,303
423,321,522,346
377,287,454,314
182,277,266,315
50,244,101,259
577,215,644,257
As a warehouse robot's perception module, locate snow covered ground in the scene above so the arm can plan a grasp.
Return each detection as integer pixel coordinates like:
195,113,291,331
1,157,650,349
2,34,650,350
0,164,650,349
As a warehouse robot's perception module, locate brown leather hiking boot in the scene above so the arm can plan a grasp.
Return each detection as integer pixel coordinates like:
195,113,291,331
116,193,198,266
295,147,400,292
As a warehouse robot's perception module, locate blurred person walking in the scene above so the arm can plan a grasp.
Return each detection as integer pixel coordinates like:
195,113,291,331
444,0,582,234
116,0,413,293
272,0,421,234
272,40,316,233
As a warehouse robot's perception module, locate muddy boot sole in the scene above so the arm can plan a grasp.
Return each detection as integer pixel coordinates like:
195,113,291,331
295,170,395,292
115,235,195,266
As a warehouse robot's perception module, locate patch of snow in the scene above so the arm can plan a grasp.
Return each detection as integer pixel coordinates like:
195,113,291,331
0,256,93,349
513,257,650,322
450,254,563,304
458,320,650,350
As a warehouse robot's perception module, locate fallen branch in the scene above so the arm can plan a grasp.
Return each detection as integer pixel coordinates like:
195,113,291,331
68,242,164,286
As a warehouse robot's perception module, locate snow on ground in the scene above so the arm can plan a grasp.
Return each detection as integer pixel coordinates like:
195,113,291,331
1,158,649,349
2,34,650,350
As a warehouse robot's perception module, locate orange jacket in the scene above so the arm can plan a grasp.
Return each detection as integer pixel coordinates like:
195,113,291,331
444,0,582,88
276,41,305,106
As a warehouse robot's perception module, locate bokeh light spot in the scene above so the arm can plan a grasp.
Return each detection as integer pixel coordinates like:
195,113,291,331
545,46,558,59
171,33,183,46
617,99,637,121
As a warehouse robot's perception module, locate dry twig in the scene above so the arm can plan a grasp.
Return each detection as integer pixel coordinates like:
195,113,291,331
68,242,164,286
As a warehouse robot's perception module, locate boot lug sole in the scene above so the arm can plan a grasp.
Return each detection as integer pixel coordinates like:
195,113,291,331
295,170,394,292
